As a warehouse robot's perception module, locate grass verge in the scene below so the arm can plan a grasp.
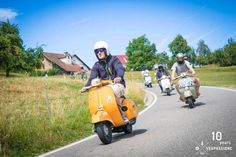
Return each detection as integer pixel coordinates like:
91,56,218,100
0,76,145,157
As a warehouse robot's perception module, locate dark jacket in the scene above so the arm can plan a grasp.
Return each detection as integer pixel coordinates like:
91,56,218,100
156,69,170,79
85,55,125,87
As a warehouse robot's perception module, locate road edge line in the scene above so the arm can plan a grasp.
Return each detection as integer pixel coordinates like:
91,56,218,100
202,86,236,92
139,89,157,116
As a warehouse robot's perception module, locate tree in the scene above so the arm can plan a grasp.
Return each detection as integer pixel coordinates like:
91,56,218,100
0,20,24,77
126,35,156,70
156,51,170,67
168,34,191,58
196,40,211,66
188,47,197,67
212,49,224,66
208,38,236,66
222,38,236,66
23,46,44,72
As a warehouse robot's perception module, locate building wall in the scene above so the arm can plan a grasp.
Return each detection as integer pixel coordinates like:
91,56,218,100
42,57,53,70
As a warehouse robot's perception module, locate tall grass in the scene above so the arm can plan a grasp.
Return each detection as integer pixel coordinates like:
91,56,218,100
125,81,145,111
0,76,91,156
0,75,145,157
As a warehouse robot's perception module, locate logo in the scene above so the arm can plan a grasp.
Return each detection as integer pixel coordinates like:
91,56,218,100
195,141,209,155
195,131,233,156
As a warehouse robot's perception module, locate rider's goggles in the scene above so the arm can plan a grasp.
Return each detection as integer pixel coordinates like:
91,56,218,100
95,48,107,54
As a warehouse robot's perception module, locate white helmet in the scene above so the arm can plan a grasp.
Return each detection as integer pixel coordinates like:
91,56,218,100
94,41,109,51
176,53,184,64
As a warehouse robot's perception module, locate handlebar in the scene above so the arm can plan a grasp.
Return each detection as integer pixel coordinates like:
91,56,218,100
158,75,170,81
80,79,113,93
172,73,195,82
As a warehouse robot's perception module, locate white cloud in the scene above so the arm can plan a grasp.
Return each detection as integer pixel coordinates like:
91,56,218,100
0,8,18,21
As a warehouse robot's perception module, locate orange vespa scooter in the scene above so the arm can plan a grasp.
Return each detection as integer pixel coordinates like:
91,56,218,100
81,78,138,144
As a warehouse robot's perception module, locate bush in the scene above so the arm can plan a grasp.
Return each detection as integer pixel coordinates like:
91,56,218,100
47,69,59,76
30,70,45,77
30,69,60,77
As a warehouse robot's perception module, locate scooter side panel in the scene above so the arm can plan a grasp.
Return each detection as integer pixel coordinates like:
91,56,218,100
91,111,114,125
122,99,138,120
190,86,198,99
179,88,186,101
88,86,125,126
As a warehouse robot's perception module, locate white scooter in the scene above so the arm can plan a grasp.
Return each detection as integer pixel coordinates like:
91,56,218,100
144,75,152,88
159,75,172,96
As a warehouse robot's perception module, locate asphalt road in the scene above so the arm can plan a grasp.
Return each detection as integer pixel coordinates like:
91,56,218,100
39,85,236,157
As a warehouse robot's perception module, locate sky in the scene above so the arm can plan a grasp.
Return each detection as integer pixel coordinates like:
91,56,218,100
1,0,236,67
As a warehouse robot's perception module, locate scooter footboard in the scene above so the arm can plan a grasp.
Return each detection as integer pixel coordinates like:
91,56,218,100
122,99,138,120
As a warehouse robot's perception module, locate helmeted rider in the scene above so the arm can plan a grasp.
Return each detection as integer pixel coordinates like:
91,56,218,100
156,64,170,93
81,41,129,123
183,53,188,60
183,53,193,67
171,53,200,99
142,69,150,77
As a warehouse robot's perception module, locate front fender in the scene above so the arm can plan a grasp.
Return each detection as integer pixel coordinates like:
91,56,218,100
91,111,114,125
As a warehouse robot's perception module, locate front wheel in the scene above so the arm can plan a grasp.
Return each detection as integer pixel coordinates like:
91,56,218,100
95,122,112,144
187,97,194,109
166,88,171,96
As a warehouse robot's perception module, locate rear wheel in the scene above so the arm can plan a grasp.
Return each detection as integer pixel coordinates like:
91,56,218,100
123,123,132,134
166,88,171,96
187,97,194,109
95,122,112,144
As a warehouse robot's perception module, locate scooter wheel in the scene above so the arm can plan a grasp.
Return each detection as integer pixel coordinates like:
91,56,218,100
123,123,132,134
187,97,194,109
95,122,112,144
166,89,171,96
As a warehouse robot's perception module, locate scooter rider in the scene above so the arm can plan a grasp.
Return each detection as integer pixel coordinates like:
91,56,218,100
171,53,200,98
142,69,149,77
81,41,129,123
156,64,170,93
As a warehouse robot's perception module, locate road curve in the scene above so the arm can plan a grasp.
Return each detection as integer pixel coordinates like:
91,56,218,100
39,86,236,157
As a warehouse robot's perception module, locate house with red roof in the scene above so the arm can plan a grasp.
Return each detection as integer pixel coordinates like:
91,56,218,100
115,54,128,68
42,52,90,75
